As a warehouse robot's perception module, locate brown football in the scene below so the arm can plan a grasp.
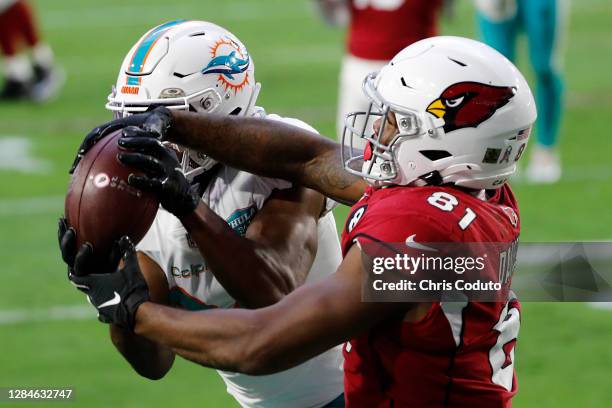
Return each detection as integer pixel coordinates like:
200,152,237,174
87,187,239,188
65,129,159,273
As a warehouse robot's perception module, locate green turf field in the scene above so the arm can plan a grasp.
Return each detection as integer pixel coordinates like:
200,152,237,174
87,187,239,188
1,0,611,406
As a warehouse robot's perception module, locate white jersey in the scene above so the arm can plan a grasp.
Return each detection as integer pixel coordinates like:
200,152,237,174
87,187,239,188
137,113,344,408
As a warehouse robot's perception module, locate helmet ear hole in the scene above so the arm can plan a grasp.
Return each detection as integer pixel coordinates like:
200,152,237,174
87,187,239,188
419,150,452,161
200,96,215,112
229,107,242,116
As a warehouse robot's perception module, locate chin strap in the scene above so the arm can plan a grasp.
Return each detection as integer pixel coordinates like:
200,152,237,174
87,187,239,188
244,82,261,117
418,170,443,186
416,163,482,187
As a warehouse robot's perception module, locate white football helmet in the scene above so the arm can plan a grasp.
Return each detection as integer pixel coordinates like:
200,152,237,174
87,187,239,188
106,20,260,177
342,36,537,190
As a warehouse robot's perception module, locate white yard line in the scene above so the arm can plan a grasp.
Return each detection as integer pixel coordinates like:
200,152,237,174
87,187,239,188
0,137,53,174
588,302,612,310
2,297,611,326
0,305,94,326
0,195,64,217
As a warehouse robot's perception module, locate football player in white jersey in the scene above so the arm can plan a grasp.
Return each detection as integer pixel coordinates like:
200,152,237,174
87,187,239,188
59,21,345,408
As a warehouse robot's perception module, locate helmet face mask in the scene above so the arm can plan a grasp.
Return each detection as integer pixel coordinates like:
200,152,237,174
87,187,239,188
342,36,537,190
108,86,224,119
108,85,224,180
106,20,261,179
342,71,441,184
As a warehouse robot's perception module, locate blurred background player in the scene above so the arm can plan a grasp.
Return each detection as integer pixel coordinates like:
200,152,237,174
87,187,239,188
475,0,569,183
0,0,63,101
313,0,445,144
61,20,345,408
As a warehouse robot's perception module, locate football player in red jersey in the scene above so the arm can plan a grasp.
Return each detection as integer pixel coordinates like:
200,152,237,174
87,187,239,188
0,0,63,101
69,36,537,407
314,0,444,142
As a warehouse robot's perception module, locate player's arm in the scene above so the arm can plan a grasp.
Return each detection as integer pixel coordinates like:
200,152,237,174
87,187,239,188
76,108,365,204
57,219,175,380
168,111,366,206
180,186,324,309
78,108,365,206
109,252,175,380
133,245,405,375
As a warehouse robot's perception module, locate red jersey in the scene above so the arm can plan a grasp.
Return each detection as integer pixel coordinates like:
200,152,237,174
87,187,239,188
348,0,443,60
340,184,521,408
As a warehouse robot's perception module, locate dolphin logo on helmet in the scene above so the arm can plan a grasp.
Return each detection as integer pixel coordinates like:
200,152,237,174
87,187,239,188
202,50,250,80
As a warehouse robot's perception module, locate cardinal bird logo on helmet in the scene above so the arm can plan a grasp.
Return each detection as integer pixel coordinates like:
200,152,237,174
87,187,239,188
426,82,516,133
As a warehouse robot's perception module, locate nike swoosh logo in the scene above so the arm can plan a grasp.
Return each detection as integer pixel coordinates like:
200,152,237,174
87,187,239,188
405,234,438,252
98,292,121,309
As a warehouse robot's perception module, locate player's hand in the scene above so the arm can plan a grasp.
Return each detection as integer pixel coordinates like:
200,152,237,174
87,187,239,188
69,236,150,330
117,134,200,217
70,106,173,174
58,217,122,276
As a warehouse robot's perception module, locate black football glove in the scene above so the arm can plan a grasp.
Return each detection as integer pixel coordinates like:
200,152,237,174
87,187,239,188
117,134,200,217
69,236,150,330
70,106,173,174
58,217,123,276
